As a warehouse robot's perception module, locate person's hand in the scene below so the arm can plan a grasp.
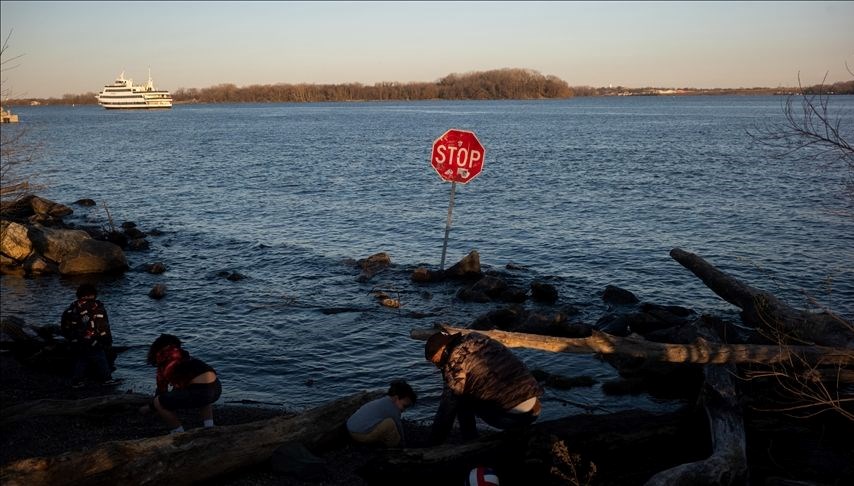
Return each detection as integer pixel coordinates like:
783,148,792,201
139,404,152,415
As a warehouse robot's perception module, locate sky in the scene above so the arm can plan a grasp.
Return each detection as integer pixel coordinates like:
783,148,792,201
2,1,853,99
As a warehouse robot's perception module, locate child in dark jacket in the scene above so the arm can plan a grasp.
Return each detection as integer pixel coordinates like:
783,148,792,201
60,283,117,387
140,334,221,434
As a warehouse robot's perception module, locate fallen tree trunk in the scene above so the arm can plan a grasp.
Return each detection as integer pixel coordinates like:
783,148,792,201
365,407,706,485
0,390,381,486
410,326,854,367
0,393,151,426
670,248,854,349
645,324,747,485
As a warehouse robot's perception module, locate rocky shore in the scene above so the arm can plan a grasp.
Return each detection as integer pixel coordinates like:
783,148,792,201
0,350,443,485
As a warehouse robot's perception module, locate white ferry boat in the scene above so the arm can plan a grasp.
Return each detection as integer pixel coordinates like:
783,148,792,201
97,70,172,109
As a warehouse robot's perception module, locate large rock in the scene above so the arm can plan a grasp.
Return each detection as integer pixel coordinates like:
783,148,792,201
28,224,92,263
58,239,128,275
0,221,33,261
29,196,73,217
443,250,482,279
602,285,639,305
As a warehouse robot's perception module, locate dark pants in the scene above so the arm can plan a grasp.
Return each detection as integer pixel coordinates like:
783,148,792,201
456,396,539,440
158,379,222,411
71,347,112,383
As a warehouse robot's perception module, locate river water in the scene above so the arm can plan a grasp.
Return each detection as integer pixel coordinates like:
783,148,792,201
2,96,852,422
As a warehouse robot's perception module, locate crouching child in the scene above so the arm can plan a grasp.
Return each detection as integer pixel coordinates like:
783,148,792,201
140,334,221,434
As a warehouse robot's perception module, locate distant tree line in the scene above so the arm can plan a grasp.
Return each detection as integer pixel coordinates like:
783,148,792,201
171,68,572,103
7,70,854,106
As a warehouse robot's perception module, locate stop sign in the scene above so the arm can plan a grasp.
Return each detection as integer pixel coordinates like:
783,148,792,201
430,129,485,184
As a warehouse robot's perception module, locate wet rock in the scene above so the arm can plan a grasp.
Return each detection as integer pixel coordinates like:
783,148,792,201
73,198,97,207
443,250,482,280
216,270,246,281
145,262,167,274
471,275,508,298
505,262,528,271
148,284,167,299
596,313,632,336
28,225,92,263
356,252,391,282
602,285,639,305
517,311,592,338
370,290,401,308
29,196,72,218
499,286,528,303
411,266,440,283
0,221,33,261
470,305,526,330
530,281,558,304
58,239,128,275
124,227,146,239
127,238,150,251
456,287,491,303
101,230,128,248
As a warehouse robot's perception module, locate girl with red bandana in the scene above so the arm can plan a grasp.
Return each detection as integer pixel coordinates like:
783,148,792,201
140,334,221,434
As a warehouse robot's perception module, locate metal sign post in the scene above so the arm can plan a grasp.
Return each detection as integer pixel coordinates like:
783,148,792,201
439,182,457,270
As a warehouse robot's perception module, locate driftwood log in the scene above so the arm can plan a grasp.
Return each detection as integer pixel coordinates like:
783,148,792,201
644,323,747,485
0,393,151,425
670,248,854,349
0,390,381,486
410,326,854,367
364,407,707,485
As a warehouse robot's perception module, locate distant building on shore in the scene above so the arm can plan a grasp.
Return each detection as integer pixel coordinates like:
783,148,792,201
1,106,19,123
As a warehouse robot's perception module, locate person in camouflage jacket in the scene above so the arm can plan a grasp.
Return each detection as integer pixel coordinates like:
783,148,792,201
425,331,542,444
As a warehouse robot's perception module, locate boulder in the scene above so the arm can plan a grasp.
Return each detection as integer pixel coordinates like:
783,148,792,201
499,287,528,303
28,224,92,263
58,239,128,275
471,275,508,298
29,196,73,218
530,281,558,304
602,285,639,305
443,250,482,279
0,221,33,261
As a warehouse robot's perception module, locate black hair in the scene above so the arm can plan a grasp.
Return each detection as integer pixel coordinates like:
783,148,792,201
76,283,97,299
387,379,417,405
146,333,182,365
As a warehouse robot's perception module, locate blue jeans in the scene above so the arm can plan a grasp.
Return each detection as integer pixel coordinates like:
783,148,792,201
71,347,112,383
